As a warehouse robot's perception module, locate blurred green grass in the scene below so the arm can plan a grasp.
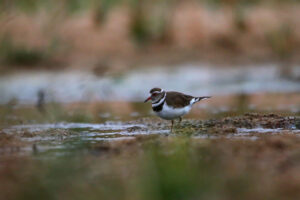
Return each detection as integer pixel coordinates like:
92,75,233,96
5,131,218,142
2,136,299,200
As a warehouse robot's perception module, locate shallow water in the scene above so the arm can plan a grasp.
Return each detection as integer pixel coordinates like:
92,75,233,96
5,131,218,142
1,122,169,155
0,64,299,104
8,122,146,132
193,127,300,141
2,119,299,156
3,122,158,139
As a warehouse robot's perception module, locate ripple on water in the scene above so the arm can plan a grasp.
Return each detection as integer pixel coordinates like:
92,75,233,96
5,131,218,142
2,122,161,156
9,122,146,131
4,122,169,144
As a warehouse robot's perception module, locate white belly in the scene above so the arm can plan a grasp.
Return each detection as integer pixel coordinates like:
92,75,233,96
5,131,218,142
155,103,192,120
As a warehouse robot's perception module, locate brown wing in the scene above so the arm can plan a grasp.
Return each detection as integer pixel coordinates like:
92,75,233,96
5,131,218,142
165,91,194,108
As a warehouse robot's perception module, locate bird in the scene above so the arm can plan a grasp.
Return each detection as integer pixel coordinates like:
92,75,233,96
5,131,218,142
144,87,211,132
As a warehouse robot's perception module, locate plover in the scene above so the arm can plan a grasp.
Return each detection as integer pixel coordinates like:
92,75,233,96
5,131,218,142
144,87,211,132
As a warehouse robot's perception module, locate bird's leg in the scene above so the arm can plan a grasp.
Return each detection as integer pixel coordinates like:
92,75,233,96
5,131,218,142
171,120,174,132
178,117,182,125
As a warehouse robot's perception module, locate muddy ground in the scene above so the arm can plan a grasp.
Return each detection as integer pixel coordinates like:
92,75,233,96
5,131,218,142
0,104,299,200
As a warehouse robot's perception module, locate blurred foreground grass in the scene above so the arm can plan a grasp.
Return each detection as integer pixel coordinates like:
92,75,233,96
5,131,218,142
1,135,300,200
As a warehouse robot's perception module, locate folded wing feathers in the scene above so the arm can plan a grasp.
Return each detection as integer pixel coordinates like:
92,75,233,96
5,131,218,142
194,96,211,103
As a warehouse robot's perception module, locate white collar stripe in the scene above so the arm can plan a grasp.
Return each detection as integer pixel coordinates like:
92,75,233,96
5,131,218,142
152,93,166,107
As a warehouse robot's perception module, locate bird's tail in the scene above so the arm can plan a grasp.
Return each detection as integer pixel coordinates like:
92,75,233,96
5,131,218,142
194,96,211,103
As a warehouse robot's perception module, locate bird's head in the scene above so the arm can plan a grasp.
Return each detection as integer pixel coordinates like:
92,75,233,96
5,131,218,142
144,87,165,103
